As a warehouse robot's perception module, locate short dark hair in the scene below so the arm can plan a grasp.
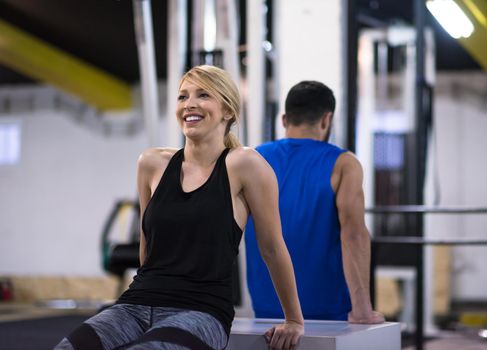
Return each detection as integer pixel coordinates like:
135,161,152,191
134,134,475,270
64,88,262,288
284,81,335,126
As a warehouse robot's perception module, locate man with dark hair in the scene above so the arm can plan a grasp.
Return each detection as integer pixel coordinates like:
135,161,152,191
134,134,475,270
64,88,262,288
245,81,384,324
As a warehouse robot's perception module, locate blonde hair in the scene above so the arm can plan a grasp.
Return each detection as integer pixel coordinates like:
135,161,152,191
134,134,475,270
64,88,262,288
179,65,241,148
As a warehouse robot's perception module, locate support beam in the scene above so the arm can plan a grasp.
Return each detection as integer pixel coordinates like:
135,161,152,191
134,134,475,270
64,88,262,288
246,0,266,147
133,0,160,147
166,0,187,148
215,0,245,143
0,19,132,111
455,0,487,71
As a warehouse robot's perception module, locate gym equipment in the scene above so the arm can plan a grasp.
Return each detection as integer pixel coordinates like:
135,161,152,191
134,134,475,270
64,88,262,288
369,205,487,350
101,199,140,293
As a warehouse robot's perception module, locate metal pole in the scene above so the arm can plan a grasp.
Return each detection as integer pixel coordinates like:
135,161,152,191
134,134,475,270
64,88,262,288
167,0,187,148
133,0,160,147
215,0,244,143
191,0,205,64
246,0,266,147
414,0,427,348
346,0,358,153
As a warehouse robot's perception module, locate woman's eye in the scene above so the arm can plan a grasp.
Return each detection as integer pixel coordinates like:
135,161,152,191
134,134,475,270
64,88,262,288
177,95,187,101
199,92,210,98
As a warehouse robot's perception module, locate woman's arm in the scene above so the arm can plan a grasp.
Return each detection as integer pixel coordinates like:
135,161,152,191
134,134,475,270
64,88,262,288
237,149,304,350
136,148,175,266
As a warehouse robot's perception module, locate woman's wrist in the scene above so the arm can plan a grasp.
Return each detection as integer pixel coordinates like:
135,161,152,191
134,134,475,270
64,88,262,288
285,316,305,326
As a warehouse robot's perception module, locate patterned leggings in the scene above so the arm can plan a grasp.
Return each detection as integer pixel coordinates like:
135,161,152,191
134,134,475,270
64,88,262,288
53,304,227,350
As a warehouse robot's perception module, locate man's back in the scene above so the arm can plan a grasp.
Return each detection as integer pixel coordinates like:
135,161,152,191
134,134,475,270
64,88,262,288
245,138,351,320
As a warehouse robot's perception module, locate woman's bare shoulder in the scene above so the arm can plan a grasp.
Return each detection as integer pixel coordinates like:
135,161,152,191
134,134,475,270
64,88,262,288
227,146,274,181
227,146,265,167
138,147,179,172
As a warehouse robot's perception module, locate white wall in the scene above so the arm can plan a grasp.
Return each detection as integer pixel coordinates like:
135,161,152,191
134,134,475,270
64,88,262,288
273,0,346,147
0,108,146,276
426,72,487,300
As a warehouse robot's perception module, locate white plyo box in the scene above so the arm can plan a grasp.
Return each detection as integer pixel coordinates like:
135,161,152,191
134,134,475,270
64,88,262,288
227,318,401,350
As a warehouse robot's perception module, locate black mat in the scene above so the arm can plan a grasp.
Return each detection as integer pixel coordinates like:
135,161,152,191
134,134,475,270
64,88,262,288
0,315,89,350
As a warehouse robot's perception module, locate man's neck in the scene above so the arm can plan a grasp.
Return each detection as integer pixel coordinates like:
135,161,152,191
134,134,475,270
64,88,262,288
285,126,324,141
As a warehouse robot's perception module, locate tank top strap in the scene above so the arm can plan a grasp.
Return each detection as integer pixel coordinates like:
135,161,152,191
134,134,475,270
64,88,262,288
162,148,184,180
203,148,230,192
168,148,185,168
214,148,230,169
209,147,233,212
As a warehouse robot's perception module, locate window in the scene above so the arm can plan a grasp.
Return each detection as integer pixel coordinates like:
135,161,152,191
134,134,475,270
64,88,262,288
0,122,21,165
374,132,405,170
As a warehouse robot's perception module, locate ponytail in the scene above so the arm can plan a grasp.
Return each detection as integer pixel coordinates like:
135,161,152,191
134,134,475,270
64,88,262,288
224,132,241,149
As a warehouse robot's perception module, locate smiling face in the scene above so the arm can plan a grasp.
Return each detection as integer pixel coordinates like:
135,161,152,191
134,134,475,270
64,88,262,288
176,80,230,143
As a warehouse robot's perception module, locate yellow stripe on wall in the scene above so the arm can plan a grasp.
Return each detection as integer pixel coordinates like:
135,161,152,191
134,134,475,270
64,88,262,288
455,0,487,71
0,19,132,111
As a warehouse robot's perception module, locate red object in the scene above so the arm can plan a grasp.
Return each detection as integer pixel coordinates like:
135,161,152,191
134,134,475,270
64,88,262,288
0,280,13,301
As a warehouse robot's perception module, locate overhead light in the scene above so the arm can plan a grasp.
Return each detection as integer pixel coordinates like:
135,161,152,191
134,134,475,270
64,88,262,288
426,0,474,39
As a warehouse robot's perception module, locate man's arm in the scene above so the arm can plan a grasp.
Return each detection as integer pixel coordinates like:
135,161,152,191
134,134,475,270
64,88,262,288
334,152,385,324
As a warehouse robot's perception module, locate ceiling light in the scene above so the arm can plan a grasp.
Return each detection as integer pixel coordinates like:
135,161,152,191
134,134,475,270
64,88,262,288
426,0,474,39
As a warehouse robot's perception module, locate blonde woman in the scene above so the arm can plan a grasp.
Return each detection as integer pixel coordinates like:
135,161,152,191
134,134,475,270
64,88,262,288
55,65,303,350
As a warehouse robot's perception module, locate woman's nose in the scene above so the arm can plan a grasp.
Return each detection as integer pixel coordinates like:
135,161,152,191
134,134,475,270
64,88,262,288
184,96,196,110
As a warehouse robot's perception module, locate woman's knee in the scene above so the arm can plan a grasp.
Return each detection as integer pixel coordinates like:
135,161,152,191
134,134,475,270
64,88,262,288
53,337,75,350
128,327,214,350
65,323,104,350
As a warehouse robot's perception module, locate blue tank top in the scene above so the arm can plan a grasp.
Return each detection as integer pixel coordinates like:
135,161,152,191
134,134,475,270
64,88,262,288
245,138,351,320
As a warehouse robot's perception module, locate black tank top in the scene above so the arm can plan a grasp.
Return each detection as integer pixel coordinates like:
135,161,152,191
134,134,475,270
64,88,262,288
117,148,243,335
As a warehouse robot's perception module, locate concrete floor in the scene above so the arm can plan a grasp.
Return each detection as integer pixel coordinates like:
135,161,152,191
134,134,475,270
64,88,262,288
403,332,487,350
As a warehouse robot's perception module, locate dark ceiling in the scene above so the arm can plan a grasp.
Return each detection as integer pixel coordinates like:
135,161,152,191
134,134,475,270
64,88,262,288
357,0,481,71
0,0,481,86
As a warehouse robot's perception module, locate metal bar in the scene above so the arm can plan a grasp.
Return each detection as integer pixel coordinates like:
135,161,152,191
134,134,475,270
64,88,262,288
191,0,205,64
370,240,377,309
373,237,487,245
215,0,244,143
414,2,427,347
415,248,423,350
366,205,487,214
345,0,358,152
133,0,161,147
167,0,187,148
246,0,266,147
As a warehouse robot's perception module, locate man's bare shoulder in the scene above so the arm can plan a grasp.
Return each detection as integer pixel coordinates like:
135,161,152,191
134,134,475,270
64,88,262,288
332,151,364,192
138,147,179,172
335,151,363,173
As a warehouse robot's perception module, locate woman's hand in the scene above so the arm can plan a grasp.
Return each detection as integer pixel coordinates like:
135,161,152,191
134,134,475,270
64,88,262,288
264,320,304,350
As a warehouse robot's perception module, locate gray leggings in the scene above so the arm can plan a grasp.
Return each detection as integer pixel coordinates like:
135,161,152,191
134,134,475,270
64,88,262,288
54,304,228,350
